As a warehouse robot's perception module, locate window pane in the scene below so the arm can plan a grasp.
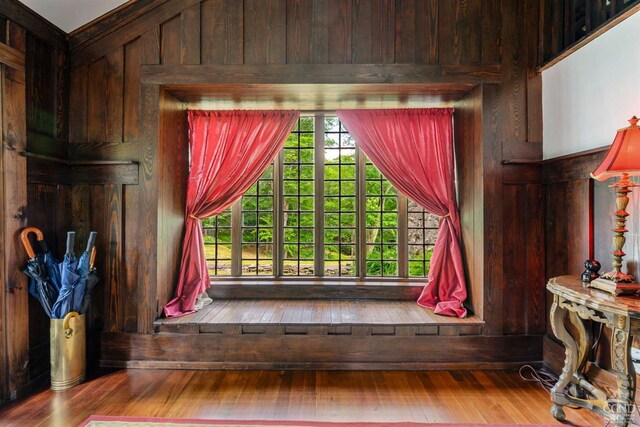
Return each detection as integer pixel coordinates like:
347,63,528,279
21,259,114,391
241,164,275,276
324,116,356,277
202,208,232,276
283,117,315,276
364,158,399,277
408,200,439,278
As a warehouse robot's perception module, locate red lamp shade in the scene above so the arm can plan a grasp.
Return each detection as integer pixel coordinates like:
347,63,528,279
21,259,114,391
591,116,640,181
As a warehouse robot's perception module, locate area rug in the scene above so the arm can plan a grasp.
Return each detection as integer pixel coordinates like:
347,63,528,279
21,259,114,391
79,416,567,427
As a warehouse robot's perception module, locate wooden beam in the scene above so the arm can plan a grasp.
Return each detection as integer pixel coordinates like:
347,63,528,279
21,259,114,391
141,64,502,86
0,43,24,72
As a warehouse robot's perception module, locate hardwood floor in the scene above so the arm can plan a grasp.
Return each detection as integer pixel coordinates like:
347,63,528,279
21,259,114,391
0,369,602,426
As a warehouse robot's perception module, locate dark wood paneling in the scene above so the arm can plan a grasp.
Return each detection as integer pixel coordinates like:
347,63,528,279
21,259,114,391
327,0,351,64
286,0,311,63
201,0,243,65
1,27,29,400
25,34,55,138
69,63,88,143
61,0,545,369
454,86,483,318
87,57,107,143
481,84,504,336
160,15,181,65
180,3,200,64
101,332,542,367
438,0,482,65
244,0,287,64
157,92,188,313
137,83,161,333
351,0,395,64
481,0,501,64
71,164,139,185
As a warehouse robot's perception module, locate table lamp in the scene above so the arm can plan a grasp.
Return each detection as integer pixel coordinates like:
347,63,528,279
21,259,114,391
588,116,640,295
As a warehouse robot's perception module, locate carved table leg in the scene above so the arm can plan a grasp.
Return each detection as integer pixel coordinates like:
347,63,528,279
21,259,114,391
568,311,592,398
609,314,636,427
550,295,580,421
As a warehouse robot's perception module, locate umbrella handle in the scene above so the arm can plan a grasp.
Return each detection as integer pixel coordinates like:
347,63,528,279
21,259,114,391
90,246,96,270
63,311,80,339
20,227,44,259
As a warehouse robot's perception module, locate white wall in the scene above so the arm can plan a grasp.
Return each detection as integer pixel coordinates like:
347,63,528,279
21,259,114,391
542,10,640,159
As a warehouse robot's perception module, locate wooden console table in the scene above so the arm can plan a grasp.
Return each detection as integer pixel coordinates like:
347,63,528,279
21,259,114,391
547,276,639,426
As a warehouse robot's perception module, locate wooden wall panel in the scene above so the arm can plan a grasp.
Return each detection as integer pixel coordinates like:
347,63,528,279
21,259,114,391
1,25,29,399
454,86,483,319
180,3,201,64
61,0,546,367
87,58,107,143
157,92,188,312
327,0,351,64
0,3,69,403
438,0,482,65
244,0,287,64
351,0,395,64
105,49,124,144
201,0,243,65
286,0,311,63
69,64,88,143
25,34,55,138
160,15,181,65
394,0,437,64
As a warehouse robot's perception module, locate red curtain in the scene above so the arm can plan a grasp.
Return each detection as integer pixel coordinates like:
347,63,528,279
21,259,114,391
336,109,467,317
164,110,299,318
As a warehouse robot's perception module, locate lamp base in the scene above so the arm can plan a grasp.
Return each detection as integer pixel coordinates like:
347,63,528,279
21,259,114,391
587,277,640,296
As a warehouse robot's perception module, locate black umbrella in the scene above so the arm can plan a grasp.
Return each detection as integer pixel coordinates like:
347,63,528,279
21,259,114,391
21,227,60,318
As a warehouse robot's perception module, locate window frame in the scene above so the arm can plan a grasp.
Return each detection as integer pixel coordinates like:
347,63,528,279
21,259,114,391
208,113,436,282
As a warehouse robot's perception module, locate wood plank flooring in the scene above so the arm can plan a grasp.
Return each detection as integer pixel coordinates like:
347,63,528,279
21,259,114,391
155,299,483,336
0,369,602,426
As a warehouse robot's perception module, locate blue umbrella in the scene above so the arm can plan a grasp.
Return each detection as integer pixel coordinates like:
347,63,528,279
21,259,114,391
80,246,99,314
52,232,80,319
73,232,97,313
21,227,60,318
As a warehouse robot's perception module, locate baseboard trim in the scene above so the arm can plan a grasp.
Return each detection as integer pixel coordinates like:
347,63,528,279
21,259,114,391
100,359,540,371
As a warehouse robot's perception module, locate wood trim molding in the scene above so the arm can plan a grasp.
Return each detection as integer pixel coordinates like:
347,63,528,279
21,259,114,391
539,4,640,72
141,64,501,86
542,147,608,184
70,0,201,66
0,0,66,47
0,42,24,72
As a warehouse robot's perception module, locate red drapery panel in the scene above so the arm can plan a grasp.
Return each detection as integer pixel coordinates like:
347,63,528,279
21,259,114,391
164,110,299,318
336,109,467,317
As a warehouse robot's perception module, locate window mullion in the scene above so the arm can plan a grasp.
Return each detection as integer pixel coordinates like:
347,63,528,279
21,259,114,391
273,151,284,278
356,146,367,279
398,193,409,278
231,200,243,276
314,114,325,277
